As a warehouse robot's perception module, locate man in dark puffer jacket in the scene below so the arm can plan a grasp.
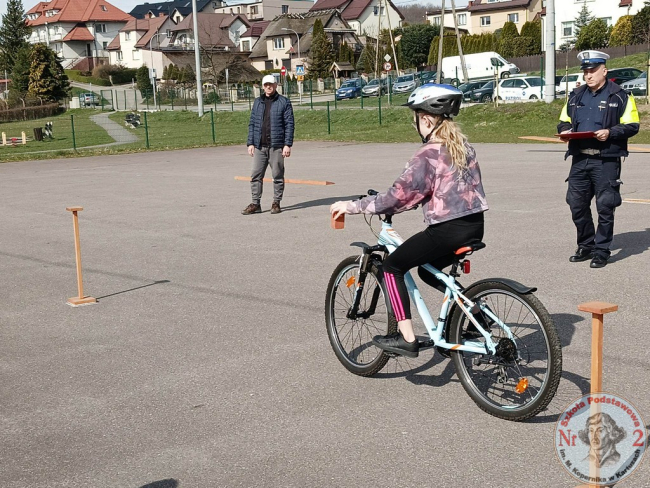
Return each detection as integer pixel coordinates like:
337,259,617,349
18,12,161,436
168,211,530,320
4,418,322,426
242,75,295,215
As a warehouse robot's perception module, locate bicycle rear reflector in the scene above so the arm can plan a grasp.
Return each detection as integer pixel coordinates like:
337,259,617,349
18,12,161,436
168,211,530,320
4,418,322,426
515,378,529,394
346,276,356,288
462,261,471,274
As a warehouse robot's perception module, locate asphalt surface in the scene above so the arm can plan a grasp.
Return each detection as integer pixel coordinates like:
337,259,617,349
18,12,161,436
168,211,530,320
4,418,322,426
2,142,650,488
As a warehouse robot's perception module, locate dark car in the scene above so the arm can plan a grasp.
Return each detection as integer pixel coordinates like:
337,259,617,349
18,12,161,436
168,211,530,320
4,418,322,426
459,80,489,101
607,67,643,85
470,80,495,103
418,70,437,84
335,78,365,100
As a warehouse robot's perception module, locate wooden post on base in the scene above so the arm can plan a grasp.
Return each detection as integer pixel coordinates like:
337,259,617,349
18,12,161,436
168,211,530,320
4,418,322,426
575,301,618,488
66,206,96,307
21,131,26,144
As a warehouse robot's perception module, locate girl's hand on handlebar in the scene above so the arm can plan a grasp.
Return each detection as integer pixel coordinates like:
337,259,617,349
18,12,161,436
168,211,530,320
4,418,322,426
330,201,351,219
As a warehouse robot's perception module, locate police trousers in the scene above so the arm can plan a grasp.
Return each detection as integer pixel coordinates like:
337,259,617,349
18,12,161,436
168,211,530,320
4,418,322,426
566,155,622,259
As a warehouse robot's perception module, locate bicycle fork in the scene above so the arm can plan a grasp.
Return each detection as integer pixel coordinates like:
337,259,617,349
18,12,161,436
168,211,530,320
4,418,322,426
347,246,387,320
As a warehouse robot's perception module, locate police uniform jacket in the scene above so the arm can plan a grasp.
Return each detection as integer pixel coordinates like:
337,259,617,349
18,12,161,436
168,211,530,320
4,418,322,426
557,80,639,159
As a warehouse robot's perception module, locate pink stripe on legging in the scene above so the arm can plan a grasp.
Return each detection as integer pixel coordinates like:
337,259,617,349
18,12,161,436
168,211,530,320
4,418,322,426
384,272,406,321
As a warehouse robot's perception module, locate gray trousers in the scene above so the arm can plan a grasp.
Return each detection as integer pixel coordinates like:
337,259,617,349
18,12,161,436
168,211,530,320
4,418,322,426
251,147,285,204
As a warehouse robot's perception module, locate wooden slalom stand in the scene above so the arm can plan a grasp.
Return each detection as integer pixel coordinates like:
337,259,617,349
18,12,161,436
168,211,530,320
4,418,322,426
66,206,96,307
575,301,618,488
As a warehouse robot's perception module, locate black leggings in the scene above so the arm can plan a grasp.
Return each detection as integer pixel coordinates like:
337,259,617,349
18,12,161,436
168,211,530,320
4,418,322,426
382,212,485,321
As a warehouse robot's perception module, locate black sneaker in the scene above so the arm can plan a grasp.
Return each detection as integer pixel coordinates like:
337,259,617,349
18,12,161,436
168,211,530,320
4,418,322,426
372,333,419,358
590,255,608,268
569,247,593,262
241,203,261,215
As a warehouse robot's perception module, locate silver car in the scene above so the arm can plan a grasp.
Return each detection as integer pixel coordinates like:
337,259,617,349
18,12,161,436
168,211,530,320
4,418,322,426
361,78,387,97
622,72,647,96
392,74,419,94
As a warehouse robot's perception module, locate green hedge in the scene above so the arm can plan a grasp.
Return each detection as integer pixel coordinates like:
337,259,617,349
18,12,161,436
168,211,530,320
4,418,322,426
64,70,112,86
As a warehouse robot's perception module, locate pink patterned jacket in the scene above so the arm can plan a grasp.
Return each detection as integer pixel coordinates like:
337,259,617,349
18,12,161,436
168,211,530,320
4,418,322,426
346,142,488,225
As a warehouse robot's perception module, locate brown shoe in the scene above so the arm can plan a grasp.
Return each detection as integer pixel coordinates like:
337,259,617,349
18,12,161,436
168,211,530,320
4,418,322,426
270,201,281,214
242,203,261,215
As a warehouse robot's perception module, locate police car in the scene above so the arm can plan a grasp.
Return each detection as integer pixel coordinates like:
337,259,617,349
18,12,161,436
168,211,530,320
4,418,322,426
496,76,545,101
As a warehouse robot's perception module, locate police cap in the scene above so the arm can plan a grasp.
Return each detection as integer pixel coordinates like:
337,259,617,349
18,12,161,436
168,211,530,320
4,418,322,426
577,50,610,70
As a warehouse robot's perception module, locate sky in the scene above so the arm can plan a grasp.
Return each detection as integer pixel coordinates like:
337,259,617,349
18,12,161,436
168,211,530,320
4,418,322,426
1,0,469,21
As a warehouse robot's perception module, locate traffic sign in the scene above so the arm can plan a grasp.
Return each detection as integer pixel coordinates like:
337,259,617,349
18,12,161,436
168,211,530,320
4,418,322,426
384,54,391,62
280,66,286,75
383,62,392,72
297,75,304,81
296,65,305,75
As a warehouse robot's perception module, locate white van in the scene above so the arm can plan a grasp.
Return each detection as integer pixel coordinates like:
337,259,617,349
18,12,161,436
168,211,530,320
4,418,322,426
441,52,520,83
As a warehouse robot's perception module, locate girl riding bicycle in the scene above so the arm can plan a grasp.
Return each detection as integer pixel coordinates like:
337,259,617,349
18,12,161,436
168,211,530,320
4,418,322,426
330,84,489,358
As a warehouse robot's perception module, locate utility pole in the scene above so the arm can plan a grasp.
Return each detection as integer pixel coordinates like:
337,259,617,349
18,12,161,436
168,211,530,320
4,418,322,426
436,0,445,84
192,0,204,116
450,0,468,83
374,0,383,79
544,0,556,103
384,0,399,75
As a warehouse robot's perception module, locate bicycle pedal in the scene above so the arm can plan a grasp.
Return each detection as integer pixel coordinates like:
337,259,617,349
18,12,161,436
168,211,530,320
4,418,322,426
418,339,435,349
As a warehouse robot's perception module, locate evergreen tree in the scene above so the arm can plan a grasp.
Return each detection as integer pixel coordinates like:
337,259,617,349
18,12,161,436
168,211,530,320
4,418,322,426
631,5,650,45
356,43,375,73
520,20,542,55
574,3,595,41
0,0,31,73
574,18,609,50
400,23,438,68
10,44,31,96
27,44,70,101
162,64,169,80
308,18,333,79
609,15,634,47
136,64,152,96
498,22,519,57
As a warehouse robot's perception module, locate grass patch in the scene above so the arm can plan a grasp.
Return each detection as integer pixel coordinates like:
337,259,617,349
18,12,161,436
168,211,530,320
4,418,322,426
0,109,114,160
2,100,649,162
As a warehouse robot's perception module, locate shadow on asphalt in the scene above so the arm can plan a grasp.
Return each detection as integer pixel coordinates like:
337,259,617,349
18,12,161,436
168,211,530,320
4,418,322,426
96,280,170,301
552,313,581,348
281,195,361,212
609,228,650,263
139,479,179,488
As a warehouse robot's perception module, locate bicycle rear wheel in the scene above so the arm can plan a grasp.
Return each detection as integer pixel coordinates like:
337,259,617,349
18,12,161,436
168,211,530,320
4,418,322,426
325,256,397,376
450,282,562,421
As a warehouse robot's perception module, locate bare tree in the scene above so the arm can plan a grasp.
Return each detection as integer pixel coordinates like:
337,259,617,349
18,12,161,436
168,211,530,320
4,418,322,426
400,3,438,25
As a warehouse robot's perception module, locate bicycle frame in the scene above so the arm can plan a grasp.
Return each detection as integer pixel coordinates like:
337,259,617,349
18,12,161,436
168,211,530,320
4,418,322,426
360,219,515,355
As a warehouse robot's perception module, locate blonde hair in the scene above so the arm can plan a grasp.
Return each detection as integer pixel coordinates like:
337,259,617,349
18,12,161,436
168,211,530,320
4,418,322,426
420,114,468,171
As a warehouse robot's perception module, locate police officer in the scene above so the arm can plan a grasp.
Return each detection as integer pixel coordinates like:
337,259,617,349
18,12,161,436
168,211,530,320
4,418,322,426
558,50,640,268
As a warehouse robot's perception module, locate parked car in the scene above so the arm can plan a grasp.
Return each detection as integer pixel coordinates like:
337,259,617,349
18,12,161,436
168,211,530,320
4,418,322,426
470,80,496,103
622,72,647,96
458,80,489,101
392,74,419,94
496,76,545,101
361,78,387,97
80,92,100,107
556,73,583,94
335,78,365,100
418,70,437,84
607,67,643,85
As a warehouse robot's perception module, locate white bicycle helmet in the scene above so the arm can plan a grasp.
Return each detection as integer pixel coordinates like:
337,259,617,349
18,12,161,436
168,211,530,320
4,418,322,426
404,83,463,117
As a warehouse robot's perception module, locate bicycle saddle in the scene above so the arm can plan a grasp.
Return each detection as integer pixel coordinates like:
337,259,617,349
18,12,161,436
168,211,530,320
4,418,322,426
454,241,486,255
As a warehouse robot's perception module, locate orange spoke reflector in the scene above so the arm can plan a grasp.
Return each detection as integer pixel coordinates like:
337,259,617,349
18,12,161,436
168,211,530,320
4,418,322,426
515,378,529,394
346,276,356,288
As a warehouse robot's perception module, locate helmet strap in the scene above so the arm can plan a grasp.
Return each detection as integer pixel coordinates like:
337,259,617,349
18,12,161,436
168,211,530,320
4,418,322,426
417,113,446,143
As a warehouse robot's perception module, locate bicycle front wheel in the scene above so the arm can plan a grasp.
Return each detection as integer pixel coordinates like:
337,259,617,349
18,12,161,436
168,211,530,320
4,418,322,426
450,282,562,421
325,256,397,376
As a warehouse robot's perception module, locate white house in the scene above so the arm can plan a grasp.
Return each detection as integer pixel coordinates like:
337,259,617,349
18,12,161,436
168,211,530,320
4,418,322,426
25,0,132,70
211,0,315,21
310,0,404,38
542,0,645,47
426,5,472,35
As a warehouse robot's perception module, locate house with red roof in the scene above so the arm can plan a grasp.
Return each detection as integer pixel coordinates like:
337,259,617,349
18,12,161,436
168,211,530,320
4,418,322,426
107,12,258,82
309,0,404,38
25,0,133,71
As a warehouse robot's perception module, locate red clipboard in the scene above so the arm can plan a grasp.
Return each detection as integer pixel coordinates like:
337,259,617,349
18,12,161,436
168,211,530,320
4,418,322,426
554,131,596,140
